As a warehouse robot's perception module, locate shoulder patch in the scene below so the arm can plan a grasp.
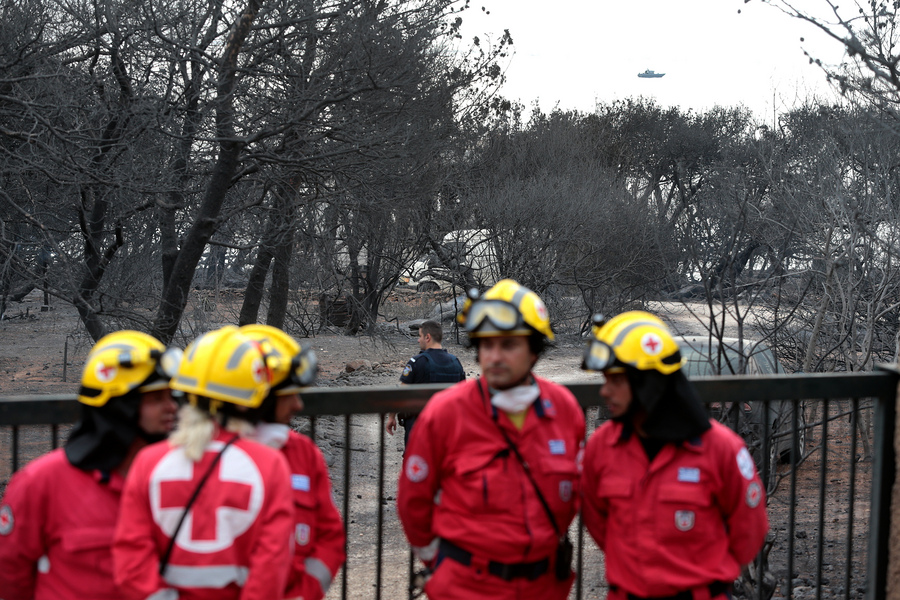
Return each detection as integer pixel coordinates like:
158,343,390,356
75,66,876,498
736,447,756,481
0,505,14,535
746,481,762,508
401,363,413,378
291,474,311,491
405,455,429,483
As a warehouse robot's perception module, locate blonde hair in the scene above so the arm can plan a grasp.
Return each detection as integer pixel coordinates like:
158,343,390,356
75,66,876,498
170,403,255,462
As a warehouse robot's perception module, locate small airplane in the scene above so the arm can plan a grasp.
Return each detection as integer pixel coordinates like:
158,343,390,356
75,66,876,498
637,69,665,78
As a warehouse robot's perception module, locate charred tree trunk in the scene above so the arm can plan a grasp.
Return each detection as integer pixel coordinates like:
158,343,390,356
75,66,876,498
153,0,261,343
238,244,273,326
266,240,292,328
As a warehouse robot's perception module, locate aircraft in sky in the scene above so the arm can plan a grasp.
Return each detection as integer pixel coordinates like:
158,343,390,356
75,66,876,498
637,69,665,78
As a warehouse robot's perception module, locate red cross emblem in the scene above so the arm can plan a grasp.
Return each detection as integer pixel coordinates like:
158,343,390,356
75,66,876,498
151,443,263,552
746,482,762,508
405,455,429,483
641,333,662,355
95,363,117,382
0,505,13,535
252,357,267,383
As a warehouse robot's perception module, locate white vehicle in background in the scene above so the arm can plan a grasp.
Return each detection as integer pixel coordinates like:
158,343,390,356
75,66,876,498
406,229,500,293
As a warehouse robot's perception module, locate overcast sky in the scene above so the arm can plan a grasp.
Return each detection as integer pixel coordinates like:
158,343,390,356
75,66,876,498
459,0,847,120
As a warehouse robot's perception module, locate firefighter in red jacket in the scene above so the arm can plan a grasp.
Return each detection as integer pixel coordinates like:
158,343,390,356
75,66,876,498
112,326,294,600
397,279,585,600
0,330,180,600
580,311,769,600
240,324,346,600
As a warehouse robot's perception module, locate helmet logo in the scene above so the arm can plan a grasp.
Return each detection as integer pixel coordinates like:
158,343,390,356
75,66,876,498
535,299,548,321
640,332,663,355
251,357,267,384
95,362,118,383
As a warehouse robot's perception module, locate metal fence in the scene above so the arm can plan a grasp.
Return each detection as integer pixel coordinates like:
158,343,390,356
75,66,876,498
1,368,896,600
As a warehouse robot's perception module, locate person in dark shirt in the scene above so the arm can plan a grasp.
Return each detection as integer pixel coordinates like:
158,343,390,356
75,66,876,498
387,320,466,446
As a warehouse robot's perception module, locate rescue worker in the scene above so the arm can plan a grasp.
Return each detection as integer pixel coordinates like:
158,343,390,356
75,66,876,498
580,311,769,600
112,325,294,600
397,279,585,600
386,319,467,447
240,324,346,600
0,330,180,600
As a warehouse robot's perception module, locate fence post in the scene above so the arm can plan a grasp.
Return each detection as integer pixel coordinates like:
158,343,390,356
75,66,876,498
868,365,899,600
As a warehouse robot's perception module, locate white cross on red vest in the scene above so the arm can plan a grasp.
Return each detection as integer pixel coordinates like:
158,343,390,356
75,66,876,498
150,443,264,553
159,456,253,541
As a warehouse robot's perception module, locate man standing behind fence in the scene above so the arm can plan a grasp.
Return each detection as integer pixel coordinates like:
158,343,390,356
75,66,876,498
579,311,768,600
397,279,584,600
386,320,466,447
0,330,180,600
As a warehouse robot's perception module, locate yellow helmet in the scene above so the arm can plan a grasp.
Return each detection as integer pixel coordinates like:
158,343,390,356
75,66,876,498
240,324,317,395
78,330,180,407
171,326,271,409
458,279,554,341
582,311,683,375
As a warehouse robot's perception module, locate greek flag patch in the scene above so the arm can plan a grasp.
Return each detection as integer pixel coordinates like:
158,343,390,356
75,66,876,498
548,439,566,455
292,474,311,491
677,467,700,483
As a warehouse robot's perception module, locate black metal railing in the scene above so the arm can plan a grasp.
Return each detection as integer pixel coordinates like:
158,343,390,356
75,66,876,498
1,368,896,600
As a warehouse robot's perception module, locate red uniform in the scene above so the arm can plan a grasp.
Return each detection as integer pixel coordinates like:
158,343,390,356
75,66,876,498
113,431,294,600
397,376,585,600
581,419,769,599
281,430,346,600
0,449,126,600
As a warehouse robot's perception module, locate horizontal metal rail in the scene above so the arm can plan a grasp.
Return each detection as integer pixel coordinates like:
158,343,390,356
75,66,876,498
1,369,896,600
2,371,895,422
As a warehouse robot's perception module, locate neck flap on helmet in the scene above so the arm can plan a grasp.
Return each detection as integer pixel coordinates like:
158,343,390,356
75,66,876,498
624,367,710,442
65,392,143,472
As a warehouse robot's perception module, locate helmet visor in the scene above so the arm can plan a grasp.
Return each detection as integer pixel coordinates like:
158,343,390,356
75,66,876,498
138,348,183,393
275,346,318,394
581,339,618,372
290,347,318,387
465,299,528,336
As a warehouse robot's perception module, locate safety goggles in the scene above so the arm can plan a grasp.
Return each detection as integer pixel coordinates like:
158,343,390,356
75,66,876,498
130,348,183,392
275,346,318,394
464,299,530,336
581,339,621,372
